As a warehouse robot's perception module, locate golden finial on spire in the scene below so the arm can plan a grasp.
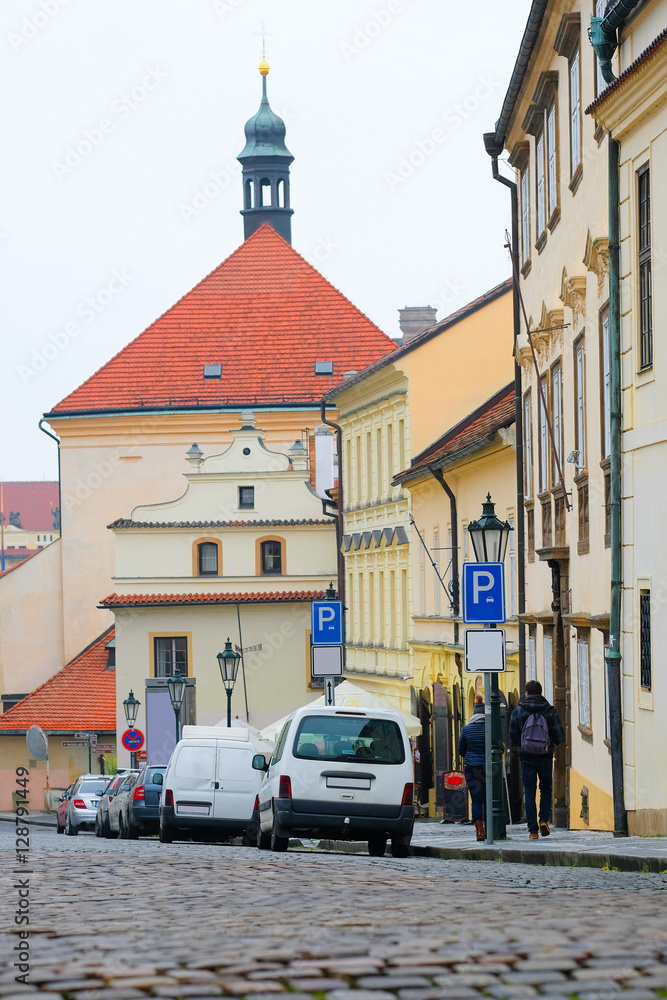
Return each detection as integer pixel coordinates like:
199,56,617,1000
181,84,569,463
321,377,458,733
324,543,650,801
259,60,269,76
256,22,272,75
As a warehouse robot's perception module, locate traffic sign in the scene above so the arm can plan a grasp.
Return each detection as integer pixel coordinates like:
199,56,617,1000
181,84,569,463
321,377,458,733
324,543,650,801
311,644,343,677
121,729,144,751
96,744,114,753
62,741,88,748
311,600,343,645
462,562,505,623
324,677,335,706
464,628,506,673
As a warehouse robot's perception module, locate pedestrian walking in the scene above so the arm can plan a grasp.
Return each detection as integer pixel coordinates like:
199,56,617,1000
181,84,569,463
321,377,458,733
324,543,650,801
457,693,487,841
509,679,565,839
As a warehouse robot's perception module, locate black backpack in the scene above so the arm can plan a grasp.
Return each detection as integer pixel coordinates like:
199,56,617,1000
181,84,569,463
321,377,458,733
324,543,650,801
520,711,550,754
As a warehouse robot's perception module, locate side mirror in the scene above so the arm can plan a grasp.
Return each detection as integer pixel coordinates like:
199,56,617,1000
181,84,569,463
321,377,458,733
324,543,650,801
152,773,163,785
252,754,268,772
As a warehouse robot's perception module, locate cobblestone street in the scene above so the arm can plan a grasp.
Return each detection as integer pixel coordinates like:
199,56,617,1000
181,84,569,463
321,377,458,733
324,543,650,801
1,826,667,1000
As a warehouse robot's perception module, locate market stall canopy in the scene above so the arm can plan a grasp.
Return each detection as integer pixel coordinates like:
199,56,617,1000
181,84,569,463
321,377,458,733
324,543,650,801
259,680,422,742
213,718,275,755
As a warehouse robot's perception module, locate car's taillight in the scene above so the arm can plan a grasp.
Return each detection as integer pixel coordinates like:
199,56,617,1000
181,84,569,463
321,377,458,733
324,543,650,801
253,795,259,811
133,785,145,801
278,775,292,799
164,789,174,807
73,799,86,809
401,782,414,806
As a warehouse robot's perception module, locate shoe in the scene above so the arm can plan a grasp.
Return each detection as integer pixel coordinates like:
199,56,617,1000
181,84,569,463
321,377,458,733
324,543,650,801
529,832,539,840
475,821,486,842
540,821,550,837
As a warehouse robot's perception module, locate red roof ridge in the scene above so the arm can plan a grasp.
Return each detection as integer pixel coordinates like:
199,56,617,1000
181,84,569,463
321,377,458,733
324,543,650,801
99,590,326,608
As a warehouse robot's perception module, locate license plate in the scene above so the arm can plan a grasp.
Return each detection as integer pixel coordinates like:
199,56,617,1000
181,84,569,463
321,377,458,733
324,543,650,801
176,803,210,816
91,801,99,807
326,777,371,790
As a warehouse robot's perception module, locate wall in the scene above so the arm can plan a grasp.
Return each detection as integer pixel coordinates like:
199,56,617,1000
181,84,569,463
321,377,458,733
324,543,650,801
0,733,116,811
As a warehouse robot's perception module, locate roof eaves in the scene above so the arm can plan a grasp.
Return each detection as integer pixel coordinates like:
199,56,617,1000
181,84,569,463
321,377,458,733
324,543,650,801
586,26,667,114
491,0,550,148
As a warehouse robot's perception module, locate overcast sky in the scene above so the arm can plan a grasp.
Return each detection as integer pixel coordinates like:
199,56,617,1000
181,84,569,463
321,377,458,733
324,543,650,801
1,0,532,482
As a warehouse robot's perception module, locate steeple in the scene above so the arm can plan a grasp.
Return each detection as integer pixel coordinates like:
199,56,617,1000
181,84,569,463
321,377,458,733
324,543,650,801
238,61,294,244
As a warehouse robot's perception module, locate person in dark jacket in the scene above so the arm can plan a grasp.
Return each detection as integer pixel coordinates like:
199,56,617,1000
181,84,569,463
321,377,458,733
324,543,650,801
457,694,487,841
509,680,565,839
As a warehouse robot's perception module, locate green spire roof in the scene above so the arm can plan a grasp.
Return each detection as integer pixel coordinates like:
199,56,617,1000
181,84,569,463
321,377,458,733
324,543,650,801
238,73,293,162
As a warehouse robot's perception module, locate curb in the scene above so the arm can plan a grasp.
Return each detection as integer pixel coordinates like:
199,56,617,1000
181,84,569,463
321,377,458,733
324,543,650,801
0,814,57,828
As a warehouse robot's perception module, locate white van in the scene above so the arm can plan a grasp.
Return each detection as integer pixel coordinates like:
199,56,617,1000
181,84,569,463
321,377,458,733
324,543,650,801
254,706,414,856
159,726,263,844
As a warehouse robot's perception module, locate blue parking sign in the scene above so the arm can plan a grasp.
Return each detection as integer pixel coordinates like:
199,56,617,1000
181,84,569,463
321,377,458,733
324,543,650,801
311,601,343,645
462,562,506,624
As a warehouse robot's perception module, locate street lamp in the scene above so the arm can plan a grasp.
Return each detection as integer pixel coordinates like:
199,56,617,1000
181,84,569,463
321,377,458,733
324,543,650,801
217,638,241,728
469,493,512,842
167,668,186,745
123,690,140,729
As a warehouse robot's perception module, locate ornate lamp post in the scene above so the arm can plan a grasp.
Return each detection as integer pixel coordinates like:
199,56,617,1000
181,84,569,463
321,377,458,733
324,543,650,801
167,669,186,745
217,638,241,728
123,690,140,729
468,493,512,841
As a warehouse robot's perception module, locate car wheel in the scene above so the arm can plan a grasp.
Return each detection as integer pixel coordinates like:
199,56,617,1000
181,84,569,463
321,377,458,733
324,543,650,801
159,819,173,844
64,815,78,836
118,815,127,840
94,816,102,837
56,820,64,835
368,836,386,857
391,836,410,859
102,813,114,839
270,809,289,853
127,819,139,840
257,825,271,850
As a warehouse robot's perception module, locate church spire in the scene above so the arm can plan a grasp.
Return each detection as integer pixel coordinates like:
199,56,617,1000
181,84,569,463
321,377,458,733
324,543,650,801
238,61,294,244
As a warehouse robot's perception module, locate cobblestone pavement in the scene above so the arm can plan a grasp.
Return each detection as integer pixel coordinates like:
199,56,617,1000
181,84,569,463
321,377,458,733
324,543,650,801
1,826,666,1000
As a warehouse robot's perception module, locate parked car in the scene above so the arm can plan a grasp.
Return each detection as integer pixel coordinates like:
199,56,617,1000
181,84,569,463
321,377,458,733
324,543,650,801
119,764,166,838
63,773,112,835
254,706,414,856
107,771,140,838
95,771,138,838
55,784,74,834
159,726,263,844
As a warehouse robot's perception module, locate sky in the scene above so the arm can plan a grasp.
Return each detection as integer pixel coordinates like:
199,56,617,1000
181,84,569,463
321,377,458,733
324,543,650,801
0,0,532,482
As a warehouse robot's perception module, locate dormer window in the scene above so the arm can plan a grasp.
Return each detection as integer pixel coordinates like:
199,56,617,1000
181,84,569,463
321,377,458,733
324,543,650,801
239,486,255,509
315,361,333,375
203,364,222,379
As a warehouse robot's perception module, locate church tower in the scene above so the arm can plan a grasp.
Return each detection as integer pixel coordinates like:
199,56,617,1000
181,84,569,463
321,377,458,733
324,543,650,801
238,61,294,244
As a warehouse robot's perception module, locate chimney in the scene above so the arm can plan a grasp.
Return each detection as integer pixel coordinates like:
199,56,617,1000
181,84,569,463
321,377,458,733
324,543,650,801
398,306,437,345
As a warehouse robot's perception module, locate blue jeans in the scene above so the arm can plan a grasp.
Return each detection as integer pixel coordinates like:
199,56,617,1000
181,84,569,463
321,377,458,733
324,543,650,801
520,756,553,833
464,765,486,822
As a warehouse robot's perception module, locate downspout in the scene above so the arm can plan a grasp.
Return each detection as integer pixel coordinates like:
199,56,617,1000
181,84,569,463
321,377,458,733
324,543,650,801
589,0,642,84
483,138,526,695
39,419,61,533
430,468,459,645
319,400,346,625
606,134,627,835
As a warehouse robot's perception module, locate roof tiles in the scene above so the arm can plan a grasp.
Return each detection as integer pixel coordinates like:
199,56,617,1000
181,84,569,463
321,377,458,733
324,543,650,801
0,481,59,530
100,590,325,608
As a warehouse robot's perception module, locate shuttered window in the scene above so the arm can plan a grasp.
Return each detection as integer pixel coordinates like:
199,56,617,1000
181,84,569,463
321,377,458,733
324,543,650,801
536,131,546,236
577,637,591,729
528,633,537,681
569,49,581,175
521,168,530,264
547,102,558,217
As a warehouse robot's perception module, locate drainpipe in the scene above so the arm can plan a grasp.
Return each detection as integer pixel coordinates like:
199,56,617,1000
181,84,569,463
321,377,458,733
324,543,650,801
483,136,526,695
606,134,627,836
430,468,459,645
319,400,346,621
38,419,62,533
589,0,642,84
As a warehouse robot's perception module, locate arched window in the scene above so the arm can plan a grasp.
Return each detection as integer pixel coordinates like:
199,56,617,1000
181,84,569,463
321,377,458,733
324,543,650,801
277,178,285,208
244,179,254,209
192,538,222,576
260,178,272,207
255,535,285,575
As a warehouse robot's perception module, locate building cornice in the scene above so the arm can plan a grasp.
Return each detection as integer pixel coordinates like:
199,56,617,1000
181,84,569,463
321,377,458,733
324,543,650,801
586,27,667,137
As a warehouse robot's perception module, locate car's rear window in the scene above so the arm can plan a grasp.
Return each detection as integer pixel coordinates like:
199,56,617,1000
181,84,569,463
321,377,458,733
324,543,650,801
79,778,110,794
293,715,405,764
145,768,165,783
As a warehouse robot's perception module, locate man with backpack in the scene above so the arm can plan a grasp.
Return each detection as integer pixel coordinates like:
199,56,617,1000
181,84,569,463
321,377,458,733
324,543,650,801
509,680,565,839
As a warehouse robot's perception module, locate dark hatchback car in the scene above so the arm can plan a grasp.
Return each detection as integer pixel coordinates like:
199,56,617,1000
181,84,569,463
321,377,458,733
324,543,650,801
121,764,166,838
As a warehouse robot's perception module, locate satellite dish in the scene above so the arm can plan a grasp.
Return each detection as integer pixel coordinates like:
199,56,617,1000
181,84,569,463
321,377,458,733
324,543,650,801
26,725,48,761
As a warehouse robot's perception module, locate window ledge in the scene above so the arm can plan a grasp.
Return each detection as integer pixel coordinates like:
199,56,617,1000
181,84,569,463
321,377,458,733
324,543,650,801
600,456,611,472
577,539,590,555
569,162,583,196
594,121,606,147
548,207,561,232
521,258,532,278
574,470,589,487
536,231,548,255
577,724,593,742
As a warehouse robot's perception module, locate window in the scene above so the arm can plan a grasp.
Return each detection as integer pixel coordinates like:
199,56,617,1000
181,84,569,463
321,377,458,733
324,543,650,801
528,629,537,680
389,570,396,647
521,167,530,265
551,361,563,482
638,165,653,369
198,541,218,575
239,486,254,509
419,541,425,615
547,100,558,219
260,539,282,575
554,494,566,546
154,637,188,678
369,572,375,643
355,435,362,504
271,720,292,765
569,48,581,179
203,363,221,379
398,419,405,472
358,572,364,643
577,481,589,553
640,589,652,690
376,427,383,496
314,361,333,375
293,714,405,764
577,634,591,730
595,0,606,96
600,306,611,458
366,432,372,497
536,130,546,239
386,424,393,481
434,531,440,615
542,498,553,548
539,374,549,493
378,570,385,644
527,507,535,561
401,568,408,646
543,632,554,703
524,391,533,499
574,337,586,470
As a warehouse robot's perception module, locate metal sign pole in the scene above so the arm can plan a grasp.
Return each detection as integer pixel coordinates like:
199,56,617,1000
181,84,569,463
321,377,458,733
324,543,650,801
484,672,493,845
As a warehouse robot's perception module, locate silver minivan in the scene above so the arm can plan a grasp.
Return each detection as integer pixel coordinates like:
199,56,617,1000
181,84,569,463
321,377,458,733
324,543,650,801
159,727,263,844
254,706,414,856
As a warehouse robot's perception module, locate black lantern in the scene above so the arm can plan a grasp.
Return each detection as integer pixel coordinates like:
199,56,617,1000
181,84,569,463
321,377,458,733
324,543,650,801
217,638,241,727
167,668,187,744
467,493,512,564
123,690,140,729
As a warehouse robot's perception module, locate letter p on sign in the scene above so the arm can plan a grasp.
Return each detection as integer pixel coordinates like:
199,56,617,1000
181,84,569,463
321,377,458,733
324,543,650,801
461,562,505,624
472,570,494,603
311,600,343,645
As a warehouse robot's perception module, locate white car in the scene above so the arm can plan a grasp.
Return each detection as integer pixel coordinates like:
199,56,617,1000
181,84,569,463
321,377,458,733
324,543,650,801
63,773,112,835
254,706,414,856
159,726,263,844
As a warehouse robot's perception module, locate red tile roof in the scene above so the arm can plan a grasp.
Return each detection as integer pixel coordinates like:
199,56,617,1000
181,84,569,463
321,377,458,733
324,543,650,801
107,518,331,530
0,628,116,733
0,481,59,531
99,590,325,609
48,225,396,416
393,384,515,484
